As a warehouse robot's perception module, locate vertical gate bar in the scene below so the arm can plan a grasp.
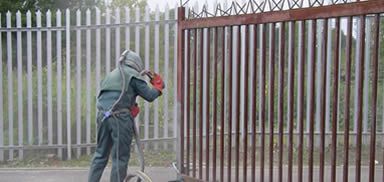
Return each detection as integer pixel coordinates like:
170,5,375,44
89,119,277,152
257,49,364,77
56,10,63,159
260,24,266,182
192,28,197,178
277,22,285,182
331,17,340,182
26,11,33,146
325,19,332,135
66,9,72,160
144,6,150,140
337,18,342,137
315,20,323,137
212,27,218,182
36,11,42,147
268,23,276,182
199,27,204,180
287,21,295,182
85,9,91,155
205,27,210,182
105,8,111,73
235,25,241,182
308,19,317,182
177,7,185,174
297,21,305,182
343,16,353,182
219,26,226,182
355,15,366,182
243,24,250,182
0,14,3,161
368,14,380,182
16,11,23,159
353,17,361,133
181,27,186,175
75,10,82,158
186,29,190,175
363,17,371,136
227,26,233,182
306,20,313,135
319,18,328,182
251,24,258,182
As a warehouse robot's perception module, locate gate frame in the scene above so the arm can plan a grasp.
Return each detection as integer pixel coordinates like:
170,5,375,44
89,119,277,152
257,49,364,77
177,0,384,181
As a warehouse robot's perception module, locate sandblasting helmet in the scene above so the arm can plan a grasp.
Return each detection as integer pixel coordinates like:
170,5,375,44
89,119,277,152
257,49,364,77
121,50,144,73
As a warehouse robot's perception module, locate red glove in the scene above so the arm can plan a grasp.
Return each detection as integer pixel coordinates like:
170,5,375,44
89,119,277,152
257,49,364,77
150,72,165,93
130,104,140,118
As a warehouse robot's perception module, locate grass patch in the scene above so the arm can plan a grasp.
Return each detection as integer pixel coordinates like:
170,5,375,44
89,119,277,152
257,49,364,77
0,150,176,168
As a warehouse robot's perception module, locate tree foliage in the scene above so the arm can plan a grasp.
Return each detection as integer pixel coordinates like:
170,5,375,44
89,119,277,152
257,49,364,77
0,0,103,13
108,0,147,9
0,0,148,14
0,0,148,27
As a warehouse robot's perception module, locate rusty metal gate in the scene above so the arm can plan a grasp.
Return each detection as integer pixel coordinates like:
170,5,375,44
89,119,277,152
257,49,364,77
176,0,384,181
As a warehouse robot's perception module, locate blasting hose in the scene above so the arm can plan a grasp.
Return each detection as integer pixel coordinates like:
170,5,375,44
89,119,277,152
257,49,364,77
123,123,153,182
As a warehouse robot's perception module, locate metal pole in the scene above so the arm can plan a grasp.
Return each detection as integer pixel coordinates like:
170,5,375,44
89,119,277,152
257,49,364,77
177,6,186,175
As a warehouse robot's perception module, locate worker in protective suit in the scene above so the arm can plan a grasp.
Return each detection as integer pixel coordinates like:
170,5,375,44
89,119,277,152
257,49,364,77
88,50,164,182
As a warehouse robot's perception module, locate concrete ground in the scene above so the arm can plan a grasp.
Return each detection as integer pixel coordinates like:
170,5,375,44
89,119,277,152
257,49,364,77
0,166,382,181
0,167,177,182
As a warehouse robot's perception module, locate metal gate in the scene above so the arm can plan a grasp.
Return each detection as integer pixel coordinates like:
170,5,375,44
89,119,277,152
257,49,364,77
177,0,384,181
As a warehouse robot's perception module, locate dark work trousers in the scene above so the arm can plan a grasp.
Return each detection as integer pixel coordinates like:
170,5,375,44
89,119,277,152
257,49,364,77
88,111,134,182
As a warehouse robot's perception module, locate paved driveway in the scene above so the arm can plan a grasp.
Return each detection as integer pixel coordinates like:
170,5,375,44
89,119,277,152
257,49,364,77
0,167,177,182
0,166,382,181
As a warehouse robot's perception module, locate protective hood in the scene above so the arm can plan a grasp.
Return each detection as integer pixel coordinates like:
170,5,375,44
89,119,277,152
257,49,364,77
122,50,144,73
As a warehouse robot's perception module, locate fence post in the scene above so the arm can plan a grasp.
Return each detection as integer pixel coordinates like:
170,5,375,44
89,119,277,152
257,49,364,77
86,8,92,155
26,11,33,146
125,7,130,50
115,8,121,66
144,6,150,141
154,6,160,150
164,4,170,144
134,6,141,133
6,11,14,160
56,9,63,159
105,8,111,73
76,9,82,159
47,10,53,149
36,10,43,146
66,8,72,160
95,8,101,142
0,13,3,162
16,10,24,160
173,4,178,152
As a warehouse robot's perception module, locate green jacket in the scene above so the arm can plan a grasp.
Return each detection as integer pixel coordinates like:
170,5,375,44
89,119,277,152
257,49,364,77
97,65,160,112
